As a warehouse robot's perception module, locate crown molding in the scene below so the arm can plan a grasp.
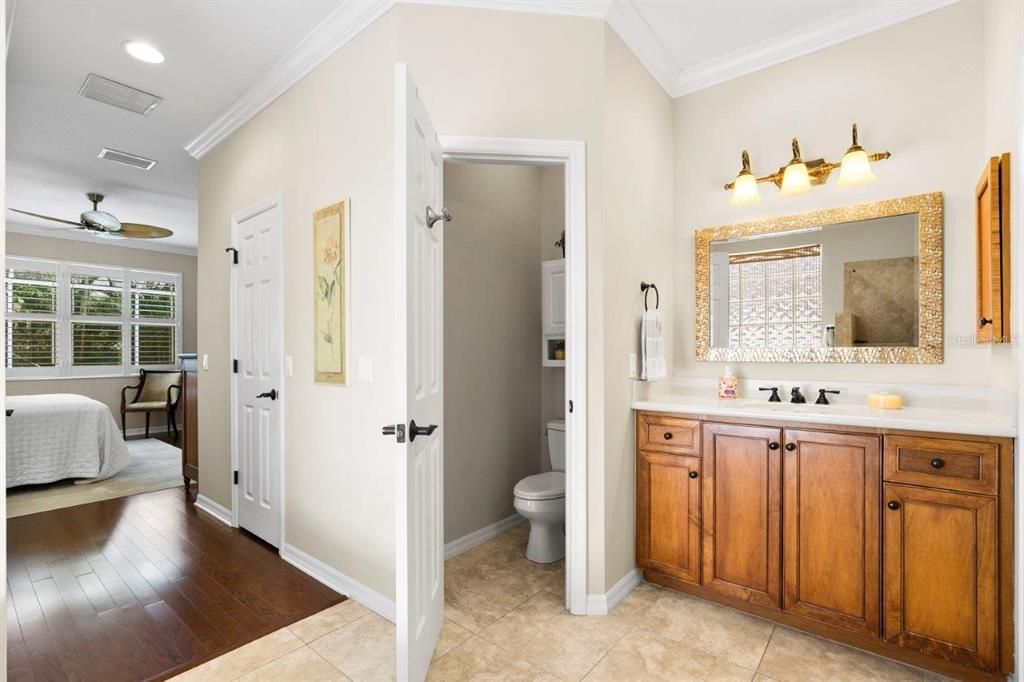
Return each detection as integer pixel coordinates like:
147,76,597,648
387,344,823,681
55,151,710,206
184,0,960,158
672,0,960,97
6,222,198,256
184,0,395,159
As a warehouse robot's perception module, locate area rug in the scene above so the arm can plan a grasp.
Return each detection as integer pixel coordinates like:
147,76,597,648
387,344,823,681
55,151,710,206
7,438,182,518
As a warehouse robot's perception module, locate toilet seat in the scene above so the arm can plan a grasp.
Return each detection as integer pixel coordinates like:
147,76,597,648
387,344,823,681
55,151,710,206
514,472,565,501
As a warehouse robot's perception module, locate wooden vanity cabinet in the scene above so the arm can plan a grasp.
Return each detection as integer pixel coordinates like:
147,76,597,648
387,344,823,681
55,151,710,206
635,411,1014,679
782,429,881,637
701,422,782,608
882,483,998,671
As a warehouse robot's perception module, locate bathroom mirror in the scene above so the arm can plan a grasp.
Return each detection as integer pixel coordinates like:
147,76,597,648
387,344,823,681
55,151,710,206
695,192,943,363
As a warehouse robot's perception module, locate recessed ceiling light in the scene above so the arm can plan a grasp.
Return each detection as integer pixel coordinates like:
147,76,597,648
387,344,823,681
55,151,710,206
123,41,164,64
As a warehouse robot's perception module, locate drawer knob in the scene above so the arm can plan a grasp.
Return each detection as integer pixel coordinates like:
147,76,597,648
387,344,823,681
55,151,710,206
930,458,945,469
785,443,797,451
663,432,673,441
887,500,901,511
768,442,779,450
688,471,698,479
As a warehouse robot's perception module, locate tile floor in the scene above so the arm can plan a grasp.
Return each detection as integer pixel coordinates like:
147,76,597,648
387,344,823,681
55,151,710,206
172,525,948,681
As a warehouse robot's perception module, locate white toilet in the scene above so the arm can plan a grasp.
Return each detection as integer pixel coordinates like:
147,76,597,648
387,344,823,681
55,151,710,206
513,419,566,563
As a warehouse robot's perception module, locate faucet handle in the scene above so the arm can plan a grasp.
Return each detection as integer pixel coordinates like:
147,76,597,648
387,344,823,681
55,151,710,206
815,389,841,405
759,386,781,402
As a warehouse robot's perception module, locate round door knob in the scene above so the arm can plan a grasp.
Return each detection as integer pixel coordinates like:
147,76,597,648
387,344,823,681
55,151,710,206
663,432,673,440
768,442,779,450
930,458,945,469
887,500,901,510
688,471,698,479
785,443,797,451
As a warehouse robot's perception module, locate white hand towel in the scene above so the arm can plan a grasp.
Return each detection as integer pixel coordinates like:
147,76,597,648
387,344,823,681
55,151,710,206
640,308,667,381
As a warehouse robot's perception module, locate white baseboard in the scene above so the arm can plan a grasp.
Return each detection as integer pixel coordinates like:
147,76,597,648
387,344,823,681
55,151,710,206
586,568,642,615
444,513,526,560
281,543,396,623
194,494,234,527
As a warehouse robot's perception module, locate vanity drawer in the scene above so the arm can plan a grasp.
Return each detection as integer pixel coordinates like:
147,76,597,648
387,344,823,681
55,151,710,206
883,435,998,495
638,414,700,455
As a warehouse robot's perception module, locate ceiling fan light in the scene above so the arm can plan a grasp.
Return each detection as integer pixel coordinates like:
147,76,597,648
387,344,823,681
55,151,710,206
81,210,122,233
123,41,165,64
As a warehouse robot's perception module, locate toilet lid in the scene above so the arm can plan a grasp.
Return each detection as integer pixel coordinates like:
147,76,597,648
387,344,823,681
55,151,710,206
514,472,565,501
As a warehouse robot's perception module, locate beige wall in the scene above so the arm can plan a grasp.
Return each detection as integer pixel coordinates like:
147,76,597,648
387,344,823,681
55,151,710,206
539,165,566,473
673,2,993,386
443,162,552,543
198,4,677,599
600,25,675,592
198,12,400,598
6,232,197,432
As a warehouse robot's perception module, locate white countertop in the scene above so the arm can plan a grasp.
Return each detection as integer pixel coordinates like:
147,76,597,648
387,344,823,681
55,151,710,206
632,394,1016,438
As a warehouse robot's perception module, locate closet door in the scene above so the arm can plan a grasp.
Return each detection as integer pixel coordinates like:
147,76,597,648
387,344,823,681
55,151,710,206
701,422,782,609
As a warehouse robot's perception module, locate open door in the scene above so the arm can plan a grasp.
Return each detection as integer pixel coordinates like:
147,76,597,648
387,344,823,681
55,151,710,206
393,64,444,682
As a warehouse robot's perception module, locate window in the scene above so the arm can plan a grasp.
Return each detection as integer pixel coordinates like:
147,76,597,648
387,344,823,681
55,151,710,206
4,256,182,378
728,245,823,350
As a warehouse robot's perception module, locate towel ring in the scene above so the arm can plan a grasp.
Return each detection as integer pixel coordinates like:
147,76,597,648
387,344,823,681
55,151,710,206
640,281,659,311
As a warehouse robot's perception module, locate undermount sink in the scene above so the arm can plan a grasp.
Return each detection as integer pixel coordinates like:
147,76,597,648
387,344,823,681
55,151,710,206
729,399,856,415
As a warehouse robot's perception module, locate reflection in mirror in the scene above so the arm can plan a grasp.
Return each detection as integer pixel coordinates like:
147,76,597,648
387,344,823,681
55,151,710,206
709,214,918,350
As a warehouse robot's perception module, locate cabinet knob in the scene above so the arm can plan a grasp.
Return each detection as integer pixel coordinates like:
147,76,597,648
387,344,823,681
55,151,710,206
768,442,779,450
785,443,797,451
887,500,901,511
663,432,673,440
688,471,698,479
930,458,945,469
980,317,993,327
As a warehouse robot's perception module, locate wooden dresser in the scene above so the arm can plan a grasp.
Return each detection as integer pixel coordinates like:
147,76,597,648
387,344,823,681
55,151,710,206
179,353,199,497
635,410,1014,680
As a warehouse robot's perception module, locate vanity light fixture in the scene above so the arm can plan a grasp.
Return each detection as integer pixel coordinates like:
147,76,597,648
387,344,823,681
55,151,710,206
730,150,761,205
724,124,890,202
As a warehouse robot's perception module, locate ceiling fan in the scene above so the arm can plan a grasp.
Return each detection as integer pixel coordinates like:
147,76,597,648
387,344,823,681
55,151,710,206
8,192,173,239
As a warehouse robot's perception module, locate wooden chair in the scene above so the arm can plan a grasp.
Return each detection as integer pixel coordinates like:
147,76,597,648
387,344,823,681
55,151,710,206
121,369,183,439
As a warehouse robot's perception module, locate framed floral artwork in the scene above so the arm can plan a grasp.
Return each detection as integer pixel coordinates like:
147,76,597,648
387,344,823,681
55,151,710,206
313,199,349,384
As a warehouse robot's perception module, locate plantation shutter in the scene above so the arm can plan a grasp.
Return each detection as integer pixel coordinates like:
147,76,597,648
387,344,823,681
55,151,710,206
130,271,180,367
5,257,59,376
68,265,125,371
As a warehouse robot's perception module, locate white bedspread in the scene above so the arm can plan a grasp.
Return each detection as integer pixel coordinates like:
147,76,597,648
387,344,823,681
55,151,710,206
6,394,131,488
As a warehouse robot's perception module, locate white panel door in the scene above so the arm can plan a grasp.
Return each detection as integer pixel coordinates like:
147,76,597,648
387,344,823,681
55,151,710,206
234,199,283,548
394,64,444,682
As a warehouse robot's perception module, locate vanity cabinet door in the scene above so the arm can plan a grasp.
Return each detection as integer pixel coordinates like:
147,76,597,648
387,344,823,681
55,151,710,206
782,430,880,636
636,450,700,583
883,483,998,671
701,423,782,609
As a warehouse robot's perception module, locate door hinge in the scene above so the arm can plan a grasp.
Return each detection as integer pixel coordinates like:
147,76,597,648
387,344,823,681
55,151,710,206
225,247,238,264
569,400,574,414
233,470,239,485
233,359,239,374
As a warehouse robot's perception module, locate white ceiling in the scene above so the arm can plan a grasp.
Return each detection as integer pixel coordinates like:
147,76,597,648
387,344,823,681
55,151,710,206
6,0,342,251
6,0,956,253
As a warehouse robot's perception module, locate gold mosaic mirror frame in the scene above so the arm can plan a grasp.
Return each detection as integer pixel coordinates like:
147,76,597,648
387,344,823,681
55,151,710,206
695,192,944,364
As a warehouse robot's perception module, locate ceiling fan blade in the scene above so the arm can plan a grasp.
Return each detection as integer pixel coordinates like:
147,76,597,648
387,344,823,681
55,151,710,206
8,208,85,228
118,223,174,239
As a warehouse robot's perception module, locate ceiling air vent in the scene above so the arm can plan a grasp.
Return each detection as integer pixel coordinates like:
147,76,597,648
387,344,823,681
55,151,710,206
98,147,158,171
78,73,162,116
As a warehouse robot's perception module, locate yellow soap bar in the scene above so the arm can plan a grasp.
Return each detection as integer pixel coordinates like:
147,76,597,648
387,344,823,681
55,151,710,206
867,393,903,409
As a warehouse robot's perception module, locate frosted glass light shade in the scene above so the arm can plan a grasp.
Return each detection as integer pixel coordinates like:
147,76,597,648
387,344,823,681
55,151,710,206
837,148,876,187
731,172,761,205
780,161,811,196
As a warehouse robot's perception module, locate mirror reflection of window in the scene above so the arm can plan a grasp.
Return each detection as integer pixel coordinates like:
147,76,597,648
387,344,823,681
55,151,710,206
726,245,823,350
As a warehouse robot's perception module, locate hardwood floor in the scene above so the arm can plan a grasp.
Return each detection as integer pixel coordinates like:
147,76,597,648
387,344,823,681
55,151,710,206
7,487,343,681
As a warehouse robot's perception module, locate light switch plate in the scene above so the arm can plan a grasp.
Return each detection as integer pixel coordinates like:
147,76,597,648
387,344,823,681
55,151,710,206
628,353,638,378
358,357,373,382
285,356,294,377
201,354,209,371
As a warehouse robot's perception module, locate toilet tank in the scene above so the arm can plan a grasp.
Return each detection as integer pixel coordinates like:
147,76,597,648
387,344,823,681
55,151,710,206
546,419,566,472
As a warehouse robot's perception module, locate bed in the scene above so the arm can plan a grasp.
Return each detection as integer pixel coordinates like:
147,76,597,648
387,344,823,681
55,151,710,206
6,394,131,488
